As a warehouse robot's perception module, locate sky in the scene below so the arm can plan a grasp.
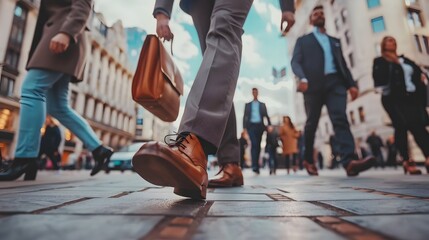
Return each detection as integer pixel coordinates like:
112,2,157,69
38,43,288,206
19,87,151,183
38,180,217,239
94,0,296,133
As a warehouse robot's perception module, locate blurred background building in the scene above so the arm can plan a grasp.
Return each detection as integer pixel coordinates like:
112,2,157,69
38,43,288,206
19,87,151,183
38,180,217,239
287,0,429,163
0,0,40,159
0,0,145,164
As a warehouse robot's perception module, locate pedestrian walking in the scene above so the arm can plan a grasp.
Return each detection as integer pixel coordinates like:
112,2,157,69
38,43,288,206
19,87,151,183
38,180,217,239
39,116,62,170
366,130,385,168
239,131,249,169
132,0,296,199
279,116,299,174
0,0,113,181
266,126,279,175
385,135,398,169
372,36,429,175
291,5,375,177
329,134,340,169
243,88,272,175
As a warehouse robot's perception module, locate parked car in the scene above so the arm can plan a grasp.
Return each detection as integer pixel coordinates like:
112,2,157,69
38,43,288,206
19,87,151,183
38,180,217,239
105,142,146,173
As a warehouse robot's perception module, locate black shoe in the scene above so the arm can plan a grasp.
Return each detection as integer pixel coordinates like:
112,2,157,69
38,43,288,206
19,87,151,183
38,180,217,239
91,145,113,176
0,158,38,181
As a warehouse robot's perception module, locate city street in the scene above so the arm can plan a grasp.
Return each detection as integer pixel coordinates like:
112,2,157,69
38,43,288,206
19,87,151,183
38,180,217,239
0,168,428,240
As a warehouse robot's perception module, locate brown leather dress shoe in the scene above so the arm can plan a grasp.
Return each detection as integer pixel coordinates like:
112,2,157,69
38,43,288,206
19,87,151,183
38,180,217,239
303,161,318,176
132,133,208,200
346,156,376,177
208,163,243,188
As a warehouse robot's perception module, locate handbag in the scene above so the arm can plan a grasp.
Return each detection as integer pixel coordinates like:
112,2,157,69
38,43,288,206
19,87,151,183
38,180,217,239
132,35,183,122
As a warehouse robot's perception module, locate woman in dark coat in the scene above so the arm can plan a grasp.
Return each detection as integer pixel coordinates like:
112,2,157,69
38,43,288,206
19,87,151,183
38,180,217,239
372,36,429,175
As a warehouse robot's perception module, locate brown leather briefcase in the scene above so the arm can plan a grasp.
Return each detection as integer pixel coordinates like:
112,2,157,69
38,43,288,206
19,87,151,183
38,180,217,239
132,35,183,122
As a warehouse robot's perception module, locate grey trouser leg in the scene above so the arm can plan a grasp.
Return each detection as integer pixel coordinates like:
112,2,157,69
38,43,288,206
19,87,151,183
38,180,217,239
179,0,252,163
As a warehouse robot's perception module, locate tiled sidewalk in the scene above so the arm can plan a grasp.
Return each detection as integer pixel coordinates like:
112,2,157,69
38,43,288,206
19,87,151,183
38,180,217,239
0,168,428,240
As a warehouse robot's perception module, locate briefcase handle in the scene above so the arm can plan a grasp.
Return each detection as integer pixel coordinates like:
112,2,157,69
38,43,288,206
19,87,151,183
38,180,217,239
161,34,175,56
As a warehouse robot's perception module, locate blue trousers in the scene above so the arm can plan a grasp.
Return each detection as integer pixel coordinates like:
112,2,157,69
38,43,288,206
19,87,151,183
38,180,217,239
15,69,101,158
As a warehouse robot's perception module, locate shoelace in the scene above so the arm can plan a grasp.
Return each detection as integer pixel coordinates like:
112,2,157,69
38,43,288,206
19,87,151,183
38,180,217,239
164,132,192,150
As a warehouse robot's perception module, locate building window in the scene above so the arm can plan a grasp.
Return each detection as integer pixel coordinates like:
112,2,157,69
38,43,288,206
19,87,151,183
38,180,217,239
367,0,381,8
334,19,340,31
0,75,15,97
341,9,348,24
4,4,28,70
349,111,356,125
407,8,424,28
415,35,423,52
358,106,365,122
371,16,386,33
348,53,355,68
70,91,78,109
345,30,351,45
422,36,429,54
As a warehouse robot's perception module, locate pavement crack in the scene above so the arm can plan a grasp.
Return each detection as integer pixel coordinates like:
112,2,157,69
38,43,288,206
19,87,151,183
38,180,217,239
31,197,92,214
140,201,214,240
109,191,133,198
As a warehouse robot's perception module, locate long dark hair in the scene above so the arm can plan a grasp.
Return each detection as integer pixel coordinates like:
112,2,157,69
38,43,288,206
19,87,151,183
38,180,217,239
283,116,295,129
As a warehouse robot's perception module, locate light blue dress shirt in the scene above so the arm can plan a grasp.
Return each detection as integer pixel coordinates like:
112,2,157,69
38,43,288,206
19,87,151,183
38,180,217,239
250,101,262,123
313,27,337,75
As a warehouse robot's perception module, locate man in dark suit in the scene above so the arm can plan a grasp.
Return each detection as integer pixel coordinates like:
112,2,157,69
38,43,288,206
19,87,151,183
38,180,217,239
243,88,271,174
291,6,375,177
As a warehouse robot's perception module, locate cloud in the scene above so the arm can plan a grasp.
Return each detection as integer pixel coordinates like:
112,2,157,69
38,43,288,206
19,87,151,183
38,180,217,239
242,34,263,67
253,0,282,33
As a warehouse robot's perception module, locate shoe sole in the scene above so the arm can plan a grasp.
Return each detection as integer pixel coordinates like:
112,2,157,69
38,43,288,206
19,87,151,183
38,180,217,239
132,146,208,200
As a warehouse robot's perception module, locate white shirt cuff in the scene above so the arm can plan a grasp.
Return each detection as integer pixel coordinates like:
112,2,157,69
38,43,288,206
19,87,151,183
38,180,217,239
300,78,308,83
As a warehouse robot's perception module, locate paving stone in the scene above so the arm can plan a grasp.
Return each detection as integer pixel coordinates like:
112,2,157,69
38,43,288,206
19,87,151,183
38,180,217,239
278,187,357,193
49,198,206,216
160,226,188,238
5,189,127,198
193,217,345,240
0,214,161,240
322,199,429,215
343,215,429,240
124,189,273,201
374,188,429,198
316,216,342,224
284,192,396,201
212,186,283,195
208,202,338,217
171,217,194,225
330,223,363,234
0,195,84,213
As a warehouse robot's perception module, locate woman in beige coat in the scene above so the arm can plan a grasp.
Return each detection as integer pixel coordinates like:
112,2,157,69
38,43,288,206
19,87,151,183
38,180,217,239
279,116,300,173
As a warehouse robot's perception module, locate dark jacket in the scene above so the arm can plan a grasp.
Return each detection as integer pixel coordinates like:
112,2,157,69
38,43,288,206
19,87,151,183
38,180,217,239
153,0,295,18
243,101,271,129
372,56,427,106
27,0,92,82
40,125,62,153
291,33,356,94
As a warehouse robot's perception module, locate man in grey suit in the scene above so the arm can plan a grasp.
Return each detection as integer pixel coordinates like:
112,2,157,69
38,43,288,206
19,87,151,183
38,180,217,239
243,88,271,174
291,5,375,177
133,0,295,199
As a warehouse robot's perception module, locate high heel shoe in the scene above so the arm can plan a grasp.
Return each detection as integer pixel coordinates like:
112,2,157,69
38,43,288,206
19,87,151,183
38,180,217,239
0,158,38,181
91,145,113,176
403,160,421,175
